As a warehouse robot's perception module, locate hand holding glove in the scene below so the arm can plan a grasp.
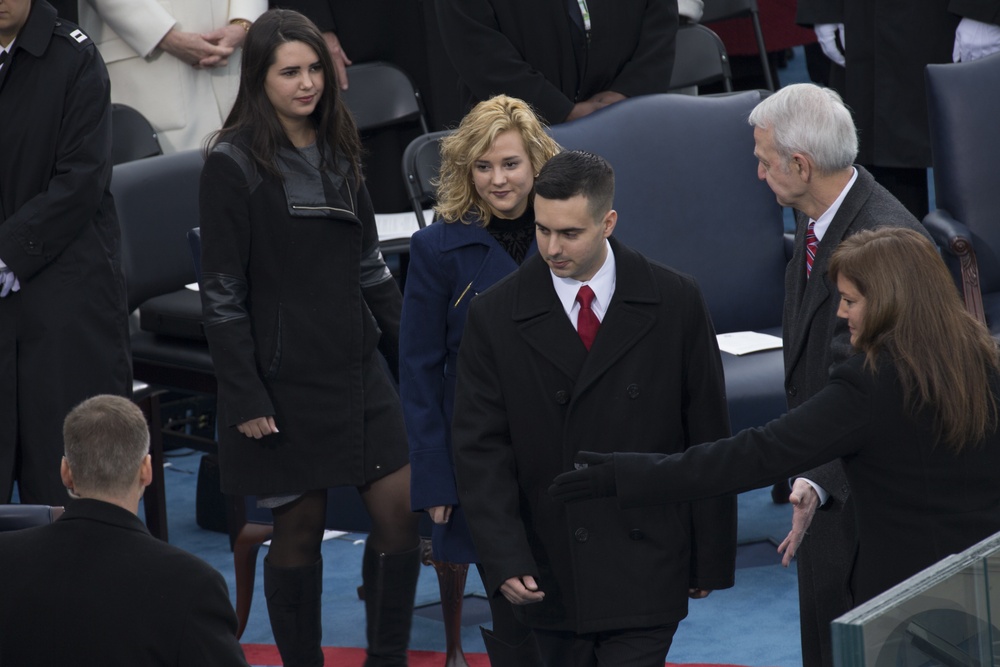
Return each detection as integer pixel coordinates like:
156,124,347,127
548,451,617,503
814,23,846,67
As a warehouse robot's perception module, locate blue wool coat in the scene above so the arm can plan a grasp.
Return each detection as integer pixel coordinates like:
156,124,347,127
400,216,536,563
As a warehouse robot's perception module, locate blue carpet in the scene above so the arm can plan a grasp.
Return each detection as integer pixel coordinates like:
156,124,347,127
151,448,801,666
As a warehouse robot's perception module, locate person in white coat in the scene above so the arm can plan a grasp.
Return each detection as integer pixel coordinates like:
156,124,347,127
79,0,266,153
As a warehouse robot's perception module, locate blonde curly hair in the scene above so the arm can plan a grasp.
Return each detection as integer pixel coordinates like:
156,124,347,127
435,95,561,225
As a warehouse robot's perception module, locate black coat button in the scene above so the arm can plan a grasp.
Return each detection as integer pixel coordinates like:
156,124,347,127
626,383,640,398
629,529,645,541
574,528,589,542
555,390,569,405
787,385,798,398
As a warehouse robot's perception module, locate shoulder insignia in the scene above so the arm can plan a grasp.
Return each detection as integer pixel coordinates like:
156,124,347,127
69,29,89,44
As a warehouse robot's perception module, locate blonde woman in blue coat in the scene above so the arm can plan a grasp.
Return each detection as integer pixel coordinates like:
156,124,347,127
400,95,559,665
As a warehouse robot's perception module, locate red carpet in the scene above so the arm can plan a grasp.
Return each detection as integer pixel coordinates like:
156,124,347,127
241,644,752,667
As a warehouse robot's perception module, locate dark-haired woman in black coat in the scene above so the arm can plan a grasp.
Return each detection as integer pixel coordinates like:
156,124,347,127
199,9,419,666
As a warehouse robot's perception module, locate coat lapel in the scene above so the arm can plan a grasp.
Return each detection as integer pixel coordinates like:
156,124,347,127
574,241,658,396
513,255,587,381
511,239,658,394
440,218,537,297
785,167,873,378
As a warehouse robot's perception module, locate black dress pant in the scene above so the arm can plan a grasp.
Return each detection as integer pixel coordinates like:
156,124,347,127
532,622,680,667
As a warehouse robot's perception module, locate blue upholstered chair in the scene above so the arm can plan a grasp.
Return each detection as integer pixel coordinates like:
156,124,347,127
0,505,64,532
402,93,789,432
923,52,1000,333
547,91,789,432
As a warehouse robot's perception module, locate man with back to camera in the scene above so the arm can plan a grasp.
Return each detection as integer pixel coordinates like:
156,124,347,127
750,83,931,667
451,150,736,666
0,394,250,666
0,0,131,506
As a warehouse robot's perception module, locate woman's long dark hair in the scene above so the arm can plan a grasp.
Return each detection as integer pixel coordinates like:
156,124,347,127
208,9,362,181
829,228,1000,450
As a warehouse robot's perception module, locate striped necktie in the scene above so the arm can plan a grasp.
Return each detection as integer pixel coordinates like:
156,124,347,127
805,220,818,278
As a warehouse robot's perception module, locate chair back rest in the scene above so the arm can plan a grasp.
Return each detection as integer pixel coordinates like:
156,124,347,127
700,0,757,23
0,505,64,532
111,103,163,165
341,61,429,134
926,52,1000,292
548,92,786,333
402,129,451,227
113,149,205,311
671,24,733,91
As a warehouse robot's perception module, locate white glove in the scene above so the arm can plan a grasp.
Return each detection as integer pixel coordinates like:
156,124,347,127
0,269,20,298
953,17,1000,62
815,23,846,67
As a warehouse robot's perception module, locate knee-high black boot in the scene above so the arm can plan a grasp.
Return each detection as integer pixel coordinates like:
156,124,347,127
362,543,421,666
264,557,324,667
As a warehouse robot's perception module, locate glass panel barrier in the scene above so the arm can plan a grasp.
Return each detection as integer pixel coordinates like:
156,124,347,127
833,531,1000,667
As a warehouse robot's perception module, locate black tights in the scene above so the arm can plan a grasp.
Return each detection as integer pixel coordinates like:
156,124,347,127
267,465,420,568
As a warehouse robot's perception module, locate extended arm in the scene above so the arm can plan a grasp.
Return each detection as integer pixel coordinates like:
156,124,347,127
552,360,876,507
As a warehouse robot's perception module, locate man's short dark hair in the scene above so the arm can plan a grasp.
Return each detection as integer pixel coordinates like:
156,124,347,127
534,150,615,219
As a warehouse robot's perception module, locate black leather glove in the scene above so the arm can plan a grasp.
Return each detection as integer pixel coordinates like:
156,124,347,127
548,451,617,502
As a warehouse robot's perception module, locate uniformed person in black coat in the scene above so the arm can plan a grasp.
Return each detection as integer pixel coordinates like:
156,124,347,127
0,0,131,505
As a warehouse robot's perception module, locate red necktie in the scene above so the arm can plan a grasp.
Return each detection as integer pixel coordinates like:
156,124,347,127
805,220,818,278
576,285,600,350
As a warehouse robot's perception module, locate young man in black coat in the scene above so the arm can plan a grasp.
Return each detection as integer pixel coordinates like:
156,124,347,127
0,0,131,505
452,151,736,666
0,395,248,666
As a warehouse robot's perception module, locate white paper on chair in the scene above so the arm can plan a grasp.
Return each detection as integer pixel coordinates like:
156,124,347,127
716,331,783,355
375,210,435,241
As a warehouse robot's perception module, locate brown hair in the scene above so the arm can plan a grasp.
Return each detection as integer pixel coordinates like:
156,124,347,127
435,95,560,225
209,9,362,181
829,228,1000,450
